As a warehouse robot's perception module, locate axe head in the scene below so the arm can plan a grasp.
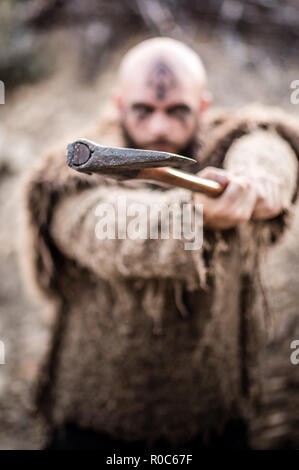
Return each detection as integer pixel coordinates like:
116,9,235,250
67,138,197,179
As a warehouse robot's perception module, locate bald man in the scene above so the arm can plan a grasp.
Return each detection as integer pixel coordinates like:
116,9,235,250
116,38,208,155
115,38,288,229
23,38,299,450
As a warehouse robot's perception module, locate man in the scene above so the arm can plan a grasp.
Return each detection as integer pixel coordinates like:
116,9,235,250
113,39,289,228
23,38,299,449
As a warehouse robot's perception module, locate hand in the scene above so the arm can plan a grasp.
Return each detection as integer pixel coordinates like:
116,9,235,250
249,170,286,220
193,167,257,229
193,166,285,230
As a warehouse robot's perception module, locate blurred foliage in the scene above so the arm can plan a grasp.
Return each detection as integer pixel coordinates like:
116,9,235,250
0,0,48,89
1,0,299,87
22,0,299,40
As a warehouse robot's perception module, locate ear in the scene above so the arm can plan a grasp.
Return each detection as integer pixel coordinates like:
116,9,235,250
199,90,213,116
112,88,124,117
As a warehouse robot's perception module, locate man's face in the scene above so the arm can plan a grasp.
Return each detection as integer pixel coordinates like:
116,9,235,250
116,60,204,155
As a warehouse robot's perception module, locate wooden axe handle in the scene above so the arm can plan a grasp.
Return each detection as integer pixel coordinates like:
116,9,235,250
138,167,227,197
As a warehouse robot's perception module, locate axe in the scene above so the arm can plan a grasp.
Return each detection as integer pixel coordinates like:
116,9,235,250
67,138,227,197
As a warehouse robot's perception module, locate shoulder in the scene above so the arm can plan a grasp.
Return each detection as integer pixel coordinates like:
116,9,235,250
205,103,299,133
200,104,299,168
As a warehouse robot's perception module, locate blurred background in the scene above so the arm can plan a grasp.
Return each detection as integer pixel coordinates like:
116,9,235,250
0,0,299,449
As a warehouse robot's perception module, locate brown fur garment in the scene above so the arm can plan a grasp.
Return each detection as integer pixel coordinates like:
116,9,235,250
21,104,299,446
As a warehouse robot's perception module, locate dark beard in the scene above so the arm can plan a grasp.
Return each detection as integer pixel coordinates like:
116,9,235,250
120,123,200,162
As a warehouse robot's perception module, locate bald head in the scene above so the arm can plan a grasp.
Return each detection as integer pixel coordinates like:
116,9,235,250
118,37,207,95
114,38,210,155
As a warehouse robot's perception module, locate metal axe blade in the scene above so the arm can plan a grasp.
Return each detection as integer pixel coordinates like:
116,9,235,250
67,139,196,173
67,138,226,197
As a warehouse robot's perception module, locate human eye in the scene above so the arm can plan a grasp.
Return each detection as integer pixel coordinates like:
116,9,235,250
131,104,153,119
167,104,191,119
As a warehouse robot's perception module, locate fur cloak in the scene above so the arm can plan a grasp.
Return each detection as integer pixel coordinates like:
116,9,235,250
21,104,299,446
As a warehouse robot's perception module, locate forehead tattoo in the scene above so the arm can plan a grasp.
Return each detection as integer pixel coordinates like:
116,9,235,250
146,60,178,100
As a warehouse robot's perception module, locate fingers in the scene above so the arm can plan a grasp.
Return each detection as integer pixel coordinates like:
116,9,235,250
209,176,256,228
195,174,257,229
223,177,256,222
197,166,230,186
251,174,285,219
194,166,287,229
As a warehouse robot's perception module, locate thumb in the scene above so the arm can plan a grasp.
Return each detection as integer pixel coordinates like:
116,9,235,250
197,166,230,186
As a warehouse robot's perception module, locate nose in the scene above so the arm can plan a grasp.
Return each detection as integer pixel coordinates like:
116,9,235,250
148,112,170,138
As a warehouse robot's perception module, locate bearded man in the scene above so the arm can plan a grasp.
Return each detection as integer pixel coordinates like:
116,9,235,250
23,37,299,449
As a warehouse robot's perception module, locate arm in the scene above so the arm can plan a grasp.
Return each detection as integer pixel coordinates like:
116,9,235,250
50,183,204,284
193,130,298,230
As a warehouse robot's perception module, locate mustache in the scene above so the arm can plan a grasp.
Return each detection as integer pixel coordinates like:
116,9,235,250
142,139,175,147
120,122,199,159
120,124,173,147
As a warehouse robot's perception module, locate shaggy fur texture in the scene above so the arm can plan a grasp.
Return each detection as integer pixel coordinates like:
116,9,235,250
21,104,299,446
